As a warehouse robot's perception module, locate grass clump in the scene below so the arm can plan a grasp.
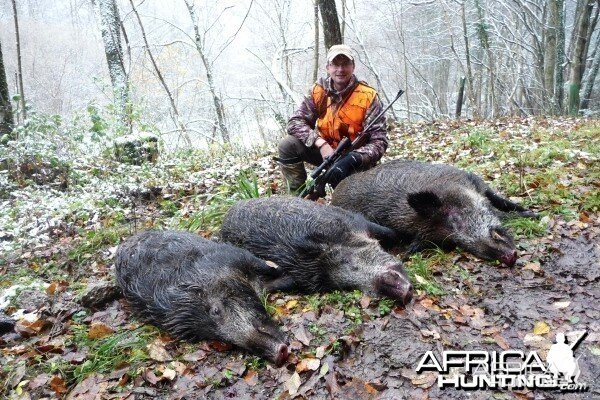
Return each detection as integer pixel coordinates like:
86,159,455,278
45,326,153,385
67,226,128,264
504,217,547,238
404,253,445,296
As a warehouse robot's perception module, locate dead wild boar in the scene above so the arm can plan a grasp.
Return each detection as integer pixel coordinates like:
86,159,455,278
220,197,413,305
115,230,289,366
331,160,537,267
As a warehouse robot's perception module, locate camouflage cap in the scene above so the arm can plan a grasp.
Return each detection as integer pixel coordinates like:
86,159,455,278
327,44,354,63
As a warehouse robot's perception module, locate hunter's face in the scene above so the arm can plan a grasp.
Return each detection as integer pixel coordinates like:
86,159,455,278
327,55,355,90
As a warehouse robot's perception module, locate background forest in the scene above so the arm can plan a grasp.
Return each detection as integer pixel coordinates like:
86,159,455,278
0,0,599,148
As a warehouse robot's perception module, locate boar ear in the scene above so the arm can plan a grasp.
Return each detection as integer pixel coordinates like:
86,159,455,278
407,191,443,218
178,283,206,295
246,258,283,279
291,234,327,256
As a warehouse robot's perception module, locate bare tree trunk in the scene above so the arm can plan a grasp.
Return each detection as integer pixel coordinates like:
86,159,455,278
317,0,342,49
128,0,191,146
455,76,466,119
94,0,130,131
474,0,498,117
555,0,566,114
461,1,479,119
580,32,600,110
582,2,599,70
313,0,319,81
344,3,396,118
568,0,594,115
544,0,559,111
11,0,25,122
0,40,14,140
184,0,229,143
340,0,346,41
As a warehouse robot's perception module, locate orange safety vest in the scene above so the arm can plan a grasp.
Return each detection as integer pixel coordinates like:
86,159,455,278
312,82,377,149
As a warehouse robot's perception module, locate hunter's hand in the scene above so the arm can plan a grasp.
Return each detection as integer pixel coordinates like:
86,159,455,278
322,152,363,189
315,138,334,159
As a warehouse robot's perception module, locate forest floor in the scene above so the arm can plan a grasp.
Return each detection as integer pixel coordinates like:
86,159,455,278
0,117,599,399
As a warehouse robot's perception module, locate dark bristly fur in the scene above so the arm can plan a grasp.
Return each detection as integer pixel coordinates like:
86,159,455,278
220,197,413,304
115,230,289,365
331,160,537,266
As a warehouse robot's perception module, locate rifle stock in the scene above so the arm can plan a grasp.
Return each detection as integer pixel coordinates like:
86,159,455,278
299,88,404,200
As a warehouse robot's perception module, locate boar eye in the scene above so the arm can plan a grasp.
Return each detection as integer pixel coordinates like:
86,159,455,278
491,228,506,241
209,305,222,318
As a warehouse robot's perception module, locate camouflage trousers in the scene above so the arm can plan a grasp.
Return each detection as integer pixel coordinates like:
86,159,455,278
277,136,324,193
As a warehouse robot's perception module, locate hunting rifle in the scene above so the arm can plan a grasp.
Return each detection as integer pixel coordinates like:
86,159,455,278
299,88,404,200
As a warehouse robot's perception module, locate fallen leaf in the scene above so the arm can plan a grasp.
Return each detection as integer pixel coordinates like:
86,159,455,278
420,298,442,312
493,334,510,350
182,350,207,362
63,350,87,364
207,341,233,352
143,369,159,385
315,345,326,359
244,370,258,386
49,375,68,395
523,333,552,350
533,321,550,335
296,357,320,373
286,300,298,310
319,362,329,378
292,325,312,346
46,281,69,295
420,329,440,339
552,301,571,309
401,369,436,388
171,361,187,374
360,296,371,309
161,368,176,381
7,364,27,389
481,326,502,336
15,314,48,337
286,372,301,395
147,340,171,362
29,374,50,390
88,322,114,340
523,262,541,273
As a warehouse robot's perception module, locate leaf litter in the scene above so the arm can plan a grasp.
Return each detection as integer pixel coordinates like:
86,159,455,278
0,117,599,399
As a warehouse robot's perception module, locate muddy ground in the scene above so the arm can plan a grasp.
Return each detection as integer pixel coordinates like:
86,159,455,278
47,214,597,400
1,118,599,399
161,225,599,400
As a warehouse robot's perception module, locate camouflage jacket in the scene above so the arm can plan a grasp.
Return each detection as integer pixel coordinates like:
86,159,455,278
287,75,388,166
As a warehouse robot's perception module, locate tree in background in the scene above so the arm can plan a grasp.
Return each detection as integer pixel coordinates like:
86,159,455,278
578,0,600,112
568,0,595,115
184,0,230,143
128,0,191,146
0,40,14,140
554,0,566,114
94,0,131,131
544,0,559,112
11,0,25,123
317,0,342,49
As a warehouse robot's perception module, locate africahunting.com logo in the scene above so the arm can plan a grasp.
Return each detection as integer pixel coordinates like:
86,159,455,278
415,331,588,391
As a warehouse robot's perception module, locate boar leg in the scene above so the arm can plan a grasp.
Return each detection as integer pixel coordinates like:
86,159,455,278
247,259,284,279
263,275,297,293
484,189,537,218
407,238,436,254
364,221,398,250
0,314,15,335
